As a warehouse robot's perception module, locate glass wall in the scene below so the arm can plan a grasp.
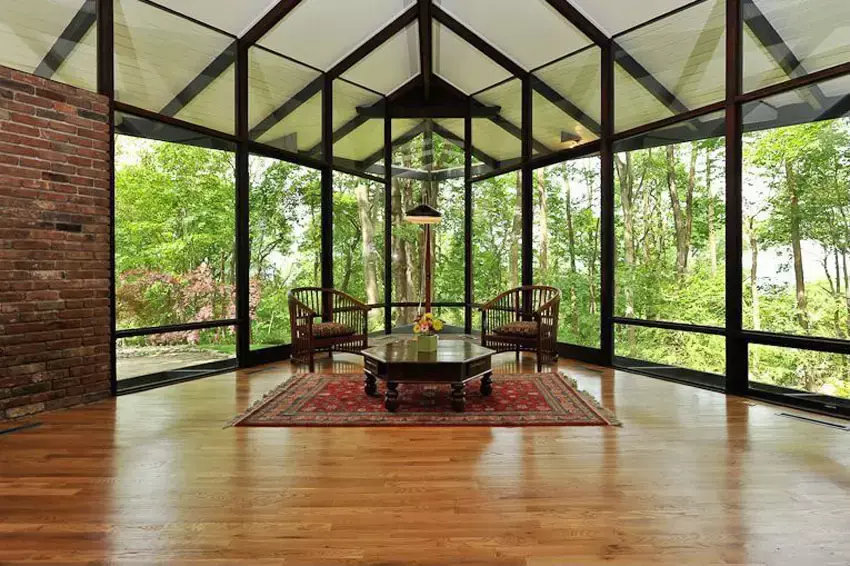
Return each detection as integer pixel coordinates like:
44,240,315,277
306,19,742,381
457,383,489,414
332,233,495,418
533,157,601,348
114,129,237,383
613,112,727,386
472,170,522,330
114,0,236,135
334,172,385,332
742,73,850,404
249,155,321,350
390,126,466,330
614,0,726,133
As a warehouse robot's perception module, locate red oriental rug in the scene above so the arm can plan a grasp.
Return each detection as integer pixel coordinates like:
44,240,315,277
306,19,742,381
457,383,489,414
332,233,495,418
229,372,619,427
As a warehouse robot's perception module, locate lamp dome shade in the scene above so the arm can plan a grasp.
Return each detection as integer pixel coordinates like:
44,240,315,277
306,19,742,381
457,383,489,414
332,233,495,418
405,203,442,224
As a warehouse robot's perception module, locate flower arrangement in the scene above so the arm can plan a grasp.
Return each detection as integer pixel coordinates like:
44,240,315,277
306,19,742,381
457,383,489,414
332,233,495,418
413,312,444,336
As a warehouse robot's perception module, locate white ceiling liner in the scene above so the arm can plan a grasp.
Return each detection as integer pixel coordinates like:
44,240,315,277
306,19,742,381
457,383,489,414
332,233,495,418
259,0,415,71
435,0,591,70
343,23,420,95
433,21,511,95
152,0,278,35
571,0,697,36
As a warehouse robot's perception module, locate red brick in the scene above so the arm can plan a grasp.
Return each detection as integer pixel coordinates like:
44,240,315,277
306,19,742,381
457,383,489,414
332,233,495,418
1,65,111,421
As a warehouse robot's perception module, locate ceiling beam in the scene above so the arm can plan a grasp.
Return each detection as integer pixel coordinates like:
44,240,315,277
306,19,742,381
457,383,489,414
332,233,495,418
242,0,306,46
249,76,323,140
160,42,237,117
530,76,601,136
614,47,691,115
418,0,433,100
540,0,608,47
34,0,97,79
742,0,829,109
327,5,418,79
430,121,500,170
356,103,501,118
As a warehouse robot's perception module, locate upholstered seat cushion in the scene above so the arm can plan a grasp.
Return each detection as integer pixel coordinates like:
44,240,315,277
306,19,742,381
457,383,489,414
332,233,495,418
493,320,539,337
312,321,355,338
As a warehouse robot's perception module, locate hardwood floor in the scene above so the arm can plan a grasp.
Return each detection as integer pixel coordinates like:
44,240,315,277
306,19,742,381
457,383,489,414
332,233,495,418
1,354,849,565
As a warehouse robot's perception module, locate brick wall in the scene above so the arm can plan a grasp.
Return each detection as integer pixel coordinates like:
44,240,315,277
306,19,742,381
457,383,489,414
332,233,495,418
0,66,112,420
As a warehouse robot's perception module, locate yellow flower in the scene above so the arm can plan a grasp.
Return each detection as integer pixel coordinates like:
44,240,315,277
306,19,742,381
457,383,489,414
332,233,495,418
413,323,421,334
424,313,434,321
433,320,444,332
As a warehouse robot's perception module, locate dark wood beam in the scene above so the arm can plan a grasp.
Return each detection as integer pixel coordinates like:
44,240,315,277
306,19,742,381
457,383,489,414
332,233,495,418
540,0,608,47
242,0,306,46
356,103,501,118
742,0,828,109
328,5,418,79
418,0,433,100
160,42,237,117
248,76,323,140
35,0,97,79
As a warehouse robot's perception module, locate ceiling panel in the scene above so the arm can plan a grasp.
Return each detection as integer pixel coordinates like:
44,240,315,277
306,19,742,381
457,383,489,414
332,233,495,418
153,0,277,35
342,23,419,95
435,0,590,70
259,0,415,71
569,0,697,37
433,21,511,95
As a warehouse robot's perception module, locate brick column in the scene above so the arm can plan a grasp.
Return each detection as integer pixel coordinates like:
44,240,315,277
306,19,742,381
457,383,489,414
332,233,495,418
0,66,112,420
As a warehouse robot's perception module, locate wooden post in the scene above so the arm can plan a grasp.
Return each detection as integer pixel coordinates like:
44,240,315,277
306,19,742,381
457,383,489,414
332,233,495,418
425,224,432,313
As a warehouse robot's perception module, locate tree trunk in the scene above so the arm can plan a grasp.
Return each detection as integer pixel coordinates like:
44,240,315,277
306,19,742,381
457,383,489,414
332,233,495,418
616,154,637,354
563,167,579,335
509,173,522,289
355,183,378,307
786,160,808,331
666,145,693,278
706,147,717,275
747,216,761,331
537,168,549,276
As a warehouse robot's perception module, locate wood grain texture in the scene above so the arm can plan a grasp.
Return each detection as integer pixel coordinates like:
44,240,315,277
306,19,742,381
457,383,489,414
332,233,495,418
1,354,849,565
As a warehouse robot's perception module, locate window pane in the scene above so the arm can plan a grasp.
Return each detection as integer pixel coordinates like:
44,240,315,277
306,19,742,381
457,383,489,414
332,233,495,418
115,0,235,134
743,0,850,94
472,170,522,306
333,79,384,175
390,128,465,330
742,74,850,340
0,0,97,92
533,158,601,348
615,324,726,376
473,79,522,175
614,112,726,328
115,133,235,331
750,344,850,403
615,0,726,132
249,155,321,350
117,328,235,382
249,47,322,157
532,47,601,156
334,172,385,333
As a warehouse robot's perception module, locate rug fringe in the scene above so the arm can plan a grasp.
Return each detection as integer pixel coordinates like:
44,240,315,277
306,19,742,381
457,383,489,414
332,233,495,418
558,371,622,427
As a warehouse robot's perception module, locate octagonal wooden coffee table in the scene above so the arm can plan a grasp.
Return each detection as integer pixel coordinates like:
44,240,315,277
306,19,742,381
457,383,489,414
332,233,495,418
362,339,496,412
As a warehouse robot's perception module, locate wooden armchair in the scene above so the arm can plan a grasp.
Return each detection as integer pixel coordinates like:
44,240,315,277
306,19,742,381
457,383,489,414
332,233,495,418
480,286,561,372
288,288,370,372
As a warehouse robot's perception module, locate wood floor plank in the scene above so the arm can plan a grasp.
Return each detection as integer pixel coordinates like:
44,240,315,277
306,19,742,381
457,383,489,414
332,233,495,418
1,353,849,565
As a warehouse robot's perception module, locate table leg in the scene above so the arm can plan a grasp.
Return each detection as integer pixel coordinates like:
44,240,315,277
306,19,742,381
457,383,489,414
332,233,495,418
385,381,400,412
480,372,493,397
364,372,377,396
451,382,466,412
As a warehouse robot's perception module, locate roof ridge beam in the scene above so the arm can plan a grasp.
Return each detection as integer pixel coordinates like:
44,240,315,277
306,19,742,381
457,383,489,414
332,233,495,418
419,0,433,100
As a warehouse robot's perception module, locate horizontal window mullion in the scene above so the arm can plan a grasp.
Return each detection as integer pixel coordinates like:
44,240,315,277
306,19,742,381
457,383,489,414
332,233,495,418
116,319,238,339
612,317,726,336
743,331,850,356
